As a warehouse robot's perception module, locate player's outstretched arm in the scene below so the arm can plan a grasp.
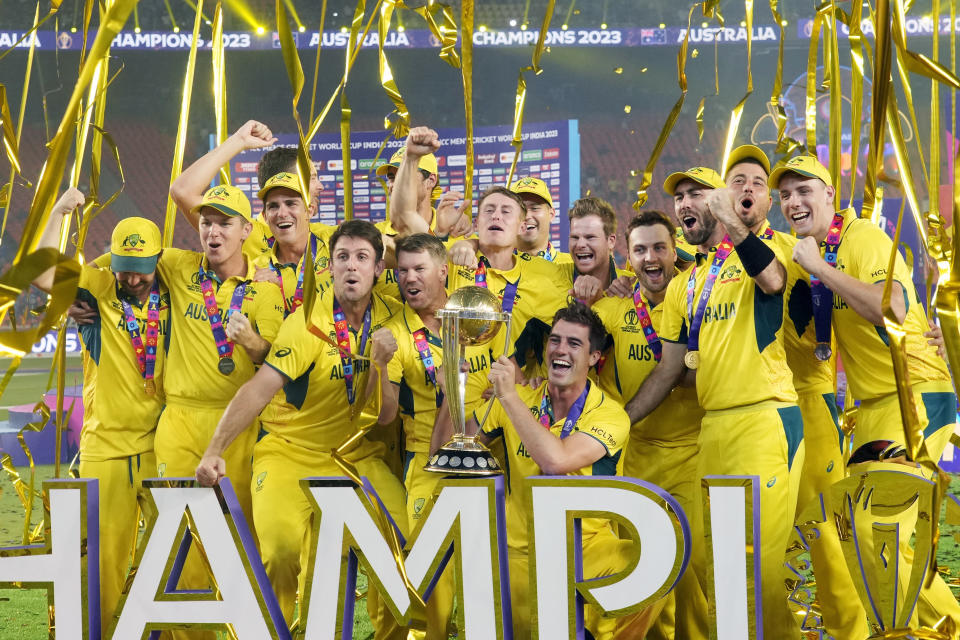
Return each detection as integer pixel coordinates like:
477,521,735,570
389,127,440,236
624,340,686,424
196,365,285,486
170,120,277,231
707,187,785,294
33,188,85,292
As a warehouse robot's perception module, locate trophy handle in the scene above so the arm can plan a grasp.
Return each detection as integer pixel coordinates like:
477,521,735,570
474,314,513,433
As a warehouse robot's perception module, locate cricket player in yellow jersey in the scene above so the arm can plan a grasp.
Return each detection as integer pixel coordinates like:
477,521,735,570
592,210,707,640
560,196,632,305
510,176,571,263
34,191,169,637
196,220,407,638
624,166,804,637
169,119,332,263
773,155,960,630
723,146,867,638
433,303,654,639
379,233,496,638
156,184,283,523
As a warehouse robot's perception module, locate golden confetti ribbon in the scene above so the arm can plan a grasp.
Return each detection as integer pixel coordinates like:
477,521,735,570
926,0,950,288
863,0,894,218
838,0,866,201
891,0,960,90
804,6,827,157
340,92,354,221
377,0,410,139
460,0,475,207
412,1,460,69
307,0,329,125
162,0,204,247
0,85,23,180
212,0,230,186
825,5,842,207
631,5,697,210
718,0,753,176
506,0,555,185
76,123,125,256
892,15,930,190
0,2,59,64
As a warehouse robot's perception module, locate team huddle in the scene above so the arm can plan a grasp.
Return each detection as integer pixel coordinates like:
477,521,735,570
36,121,959,639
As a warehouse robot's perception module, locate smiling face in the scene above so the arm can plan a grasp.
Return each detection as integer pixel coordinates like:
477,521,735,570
569,214,616,277
199,209,251,267
263,186,309,247
777,173,836,240
518,194,555,250
114,270,157,301
477,192,523,251
725,161,772,231
397,248,447,312
673,179,718,246
546,319,600,390
628,223,676,295
331,235,384,304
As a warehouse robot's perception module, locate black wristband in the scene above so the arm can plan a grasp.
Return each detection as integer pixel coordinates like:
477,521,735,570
735,232,776,277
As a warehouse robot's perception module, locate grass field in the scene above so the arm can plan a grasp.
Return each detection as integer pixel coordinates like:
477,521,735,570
0,356,958,638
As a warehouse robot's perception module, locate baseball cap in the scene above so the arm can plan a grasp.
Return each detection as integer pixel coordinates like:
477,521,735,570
768,155,833,189
257,171,307,201
190,184,252,222
510,177,554,208
663,166,726,195
110,217,162,274
724,144,771,177
375,148,439,176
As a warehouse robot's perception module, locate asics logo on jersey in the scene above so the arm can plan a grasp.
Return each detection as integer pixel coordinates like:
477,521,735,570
274,348,291,358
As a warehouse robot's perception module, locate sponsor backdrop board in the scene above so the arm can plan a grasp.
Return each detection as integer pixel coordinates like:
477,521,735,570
229,120,580,251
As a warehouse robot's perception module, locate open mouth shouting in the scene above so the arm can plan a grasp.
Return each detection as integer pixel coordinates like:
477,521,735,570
550,357,573,374
640,263,665,286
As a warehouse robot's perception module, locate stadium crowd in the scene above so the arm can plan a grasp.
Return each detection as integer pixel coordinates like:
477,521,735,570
33,120,959,639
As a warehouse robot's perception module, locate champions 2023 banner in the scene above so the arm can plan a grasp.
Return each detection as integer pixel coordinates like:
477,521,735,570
228,120,580,251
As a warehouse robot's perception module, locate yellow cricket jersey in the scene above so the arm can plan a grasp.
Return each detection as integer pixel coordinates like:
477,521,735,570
242,217,337,262
445,252,569,367
521,244,572,265
260,288,401,452
764,225,835,395
75,265,170,461
826,209,950,400
480,380,629,550
385,303,498,454
593,290,702,444
659,243,798,411
157,248,285,408
251,229,334,315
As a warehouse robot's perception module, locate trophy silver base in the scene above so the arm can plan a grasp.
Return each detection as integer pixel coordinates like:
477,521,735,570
424,437,502,476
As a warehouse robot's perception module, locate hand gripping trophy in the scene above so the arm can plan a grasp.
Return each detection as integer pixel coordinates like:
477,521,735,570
425,285,511,476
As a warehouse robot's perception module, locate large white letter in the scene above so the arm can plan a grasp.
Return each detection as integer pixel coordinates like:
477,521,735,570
0,479,99,639
528,476,690,639
299,476,511,639
109,478,289,640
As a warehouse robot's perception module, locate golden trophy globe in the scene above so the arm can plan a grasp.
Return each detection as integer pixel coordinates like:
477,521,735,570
424,286,511,476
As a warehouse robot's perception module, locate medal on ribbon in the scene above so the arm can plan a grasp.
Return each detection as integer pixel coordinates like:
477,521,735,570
809,212,845,362
632,283,662,363
332,297,373,406
475,257,519,314
538,381,591,439
120,279,161,395
198,264,249,376
684,235,735,370
412,327,442,408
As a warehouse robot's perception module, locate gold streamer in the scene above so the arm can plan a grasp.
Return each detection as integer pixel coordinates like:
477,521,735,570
275,0,315,211
927,0,948,287
891,0,960,90
631,5,697,210
893,31,930,188
864,0,894,218
377,0,410,139
212,0,230,185
0,2,40,242
461,0,475,209
885,93,929,249
826,5,842,207
805,6,827,157
0,8,57,63
76,124,125,254
0,85,23,178
162,0,204,247
412,1,460,69
840,0,866,203
340,92,354,221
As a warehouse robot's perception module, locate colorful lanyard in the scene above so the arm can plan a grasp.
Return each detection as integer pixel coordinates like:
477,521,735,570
120,280,161,395
538,243,557,262
333,297,372,405
809,213,845,361
412,327,442,407
685,235,735,357
633,283,661,362
538,381,591,439
198,265,248,374
272,234,318,315
475,257,519,314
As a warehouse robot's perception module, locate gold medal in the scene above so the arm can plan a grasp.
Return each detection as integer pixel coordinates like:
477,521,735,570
144,379,156,395
684,350,700,369
814,343,832,362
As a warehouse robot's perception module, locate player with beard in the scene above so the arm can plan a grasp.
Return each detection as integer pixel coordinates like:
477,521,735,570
375,233,496,639
722,145,868,638
35,190,172,637
196,220,407,638
392,127,570,374
510,176,571,263
591,210,707,640
623,166,804,637
772,155,960,631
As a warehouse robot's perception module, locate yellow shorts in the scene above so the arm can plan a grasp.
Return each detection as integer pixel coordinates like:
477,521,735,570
855,381,957,462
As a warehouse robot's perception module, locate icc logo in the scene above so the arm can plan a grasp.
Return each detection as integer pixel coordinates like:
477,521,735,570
623,309,638,325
